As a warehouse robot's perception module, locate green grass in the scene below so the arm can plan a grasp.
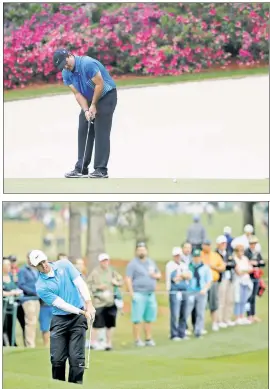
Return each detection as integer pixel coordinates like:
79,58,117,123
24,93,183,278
3,295,269,389
3,211,268,262
4,178,269,194
4,67,268,102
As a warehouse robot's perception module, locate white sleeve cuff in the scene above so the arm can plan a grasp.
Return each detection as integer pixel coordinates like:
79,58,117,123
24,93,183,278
73,276,91,301
52,297,81,315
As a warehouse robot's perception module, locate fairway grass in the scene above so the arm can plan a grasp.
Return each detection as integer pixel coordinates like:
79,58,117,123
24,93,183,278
4,67,268,102
3,300,268,389
4,178,269,194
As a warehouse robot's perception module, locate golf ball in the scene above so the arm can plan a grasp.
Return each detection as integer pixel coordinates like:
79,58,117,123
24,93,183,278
173,178,177,183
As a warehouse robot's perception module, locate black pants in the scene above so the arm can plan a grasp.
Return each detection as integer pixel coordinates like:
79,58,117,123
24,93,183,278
93,305,117,329
247,279,260,316
3,304,26,346
75,89,117,173
50,313,88,385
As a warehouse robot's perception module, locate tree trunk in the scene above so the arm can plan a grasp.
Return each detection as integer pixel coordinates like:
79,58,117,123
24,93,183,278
86,203,106,275
69,202,81,262
133,202,147,243
243,202,256,233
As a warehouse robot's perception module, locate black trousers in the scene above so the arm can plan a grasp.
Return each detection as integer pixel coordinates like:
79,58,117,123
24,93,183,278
50,313,88,385
75,89,117,173
3,304,26,346
247,279,260,316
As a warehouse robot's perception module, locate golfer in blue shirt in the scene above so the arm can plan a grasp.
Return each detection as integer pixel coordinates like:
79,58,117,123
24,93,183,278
53,48,117,179
29,250,96,385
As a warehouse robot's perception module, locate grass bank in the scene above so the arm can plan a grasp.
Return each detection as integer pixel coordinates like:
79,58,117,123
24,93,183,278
4,67,268,102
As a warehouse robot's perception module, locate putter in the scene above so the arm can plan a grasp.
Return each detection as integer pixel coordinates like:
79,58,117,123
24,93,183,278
85,319,93,370
80,118,94,177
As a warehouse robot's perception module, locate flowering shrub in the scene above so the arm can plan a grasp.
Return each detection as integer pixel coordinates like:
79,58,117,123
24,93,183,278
3,3,268,89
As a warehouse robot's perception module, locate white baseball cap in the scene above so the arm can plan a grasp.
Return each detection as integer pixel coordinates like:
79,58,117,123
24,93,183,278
244,224,254,233
98,253,110,262
216,235,227,244
172,247,182,256
29,250,47,266
223,226,232,234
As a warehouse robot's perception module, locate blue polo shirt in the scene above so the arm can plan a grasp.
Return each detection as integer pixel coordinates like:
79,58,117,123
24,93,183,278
62,55,116,101
126,257,159,293
188,261,212,292
36,259,84,315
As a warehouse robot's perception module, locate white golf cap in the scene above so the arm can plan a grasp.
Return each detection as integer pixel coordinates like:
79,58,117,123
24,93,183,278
216,235,227,244
29,250,47,266
172,247,182,256
244,224,254,233
223,226,232,234
98,253,110,262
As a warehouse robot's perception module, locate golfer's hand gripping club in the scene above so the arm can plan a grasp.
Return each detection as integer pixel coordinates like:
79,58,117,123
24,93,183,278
81,306,96,321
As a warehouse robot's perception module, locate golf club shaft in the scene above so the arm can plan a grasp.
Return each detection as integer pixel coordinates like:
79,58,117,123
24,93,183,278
81,119,93,175
85,319,93,369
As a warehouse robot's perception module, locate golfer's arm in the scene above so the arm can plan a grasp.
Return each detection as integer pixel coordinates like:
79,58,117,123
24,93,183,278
73,276,92,302
91,72,104,105
52,296,84,315
69,84,89,112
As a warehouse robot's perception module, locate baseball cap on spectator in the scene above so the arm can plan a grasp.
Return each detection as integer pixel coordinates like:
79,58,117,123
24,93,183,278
3,255,17,262
244,224,254,233
98,253,110,262
249,235,258,244
53,48,69,71
29,250,48,266
216,235,227,244
193,249,201,257
202,239,211,245
136,241,147,248
172,247,182,256
223,226,232,234
193,215,200,222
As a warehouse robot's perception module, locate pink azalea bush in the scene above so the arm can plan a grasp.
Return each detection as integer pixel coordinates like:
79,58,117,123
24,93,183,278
4,3,269,90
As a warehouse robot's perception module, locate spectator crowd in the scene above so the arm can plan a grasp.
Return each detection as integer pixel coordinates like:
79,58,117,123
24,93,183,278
3,217,267,350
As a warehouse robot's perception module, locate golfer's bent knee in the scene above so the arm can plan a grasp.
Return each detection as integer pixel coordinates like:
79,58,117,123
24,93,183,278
51,361,66,367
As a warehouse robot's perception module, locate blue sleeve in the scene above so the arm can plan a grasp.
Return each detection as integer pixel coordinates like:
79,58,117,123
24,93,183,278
83,57,100,80
62,70,72,86
37,286,57,306
62,259,80,281
18,269,37,296
126,262,134,278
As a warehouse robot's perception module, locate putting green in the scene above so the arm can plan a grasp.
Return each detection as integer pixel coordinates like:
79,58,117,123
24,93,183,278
4,178,269,194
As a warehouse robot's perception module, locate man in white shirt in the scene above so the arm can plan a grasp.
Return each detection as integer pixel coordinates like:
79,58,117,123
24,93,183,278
166,247,192,340
231,224,261,252
166,247,183,291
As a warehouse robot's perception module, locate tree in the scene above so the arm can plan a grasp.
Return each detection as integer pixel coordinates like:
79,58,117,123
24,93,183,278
86,203,106,274
115,202,156,243
243,202,257,232
69,202,82,262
